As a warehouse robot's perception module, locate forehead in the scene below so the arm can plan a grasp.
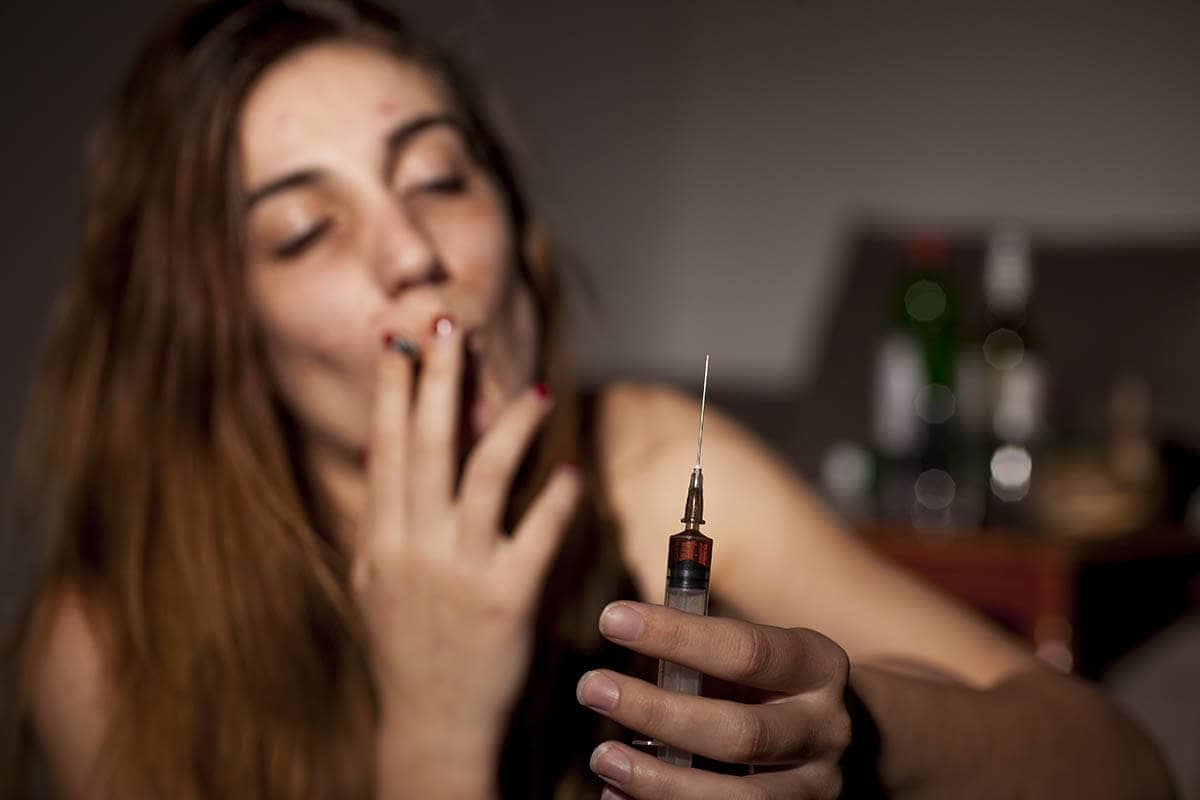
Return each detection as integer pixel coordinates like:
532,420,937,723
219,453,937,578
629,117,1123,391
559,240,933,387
239,41,450,187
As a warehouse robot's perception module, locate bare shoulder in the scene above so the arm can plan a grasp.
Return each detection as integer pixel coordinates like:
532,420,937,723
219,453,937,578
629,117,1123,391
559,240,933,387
24,583,113,798
594,379,803,525
591,381,690,601
593,380,704,480
593,380,796,599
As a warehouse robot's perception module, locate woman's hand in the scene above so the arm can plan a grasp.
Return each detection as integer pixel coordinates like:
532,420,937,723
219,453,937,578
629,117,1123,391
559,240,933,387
351,317,580,789
577,602,852,800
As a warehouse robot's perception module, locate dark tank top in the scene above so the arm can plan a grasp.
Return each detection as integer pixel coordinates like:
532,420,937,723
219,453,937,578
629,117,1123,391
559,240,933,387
497,390,653,799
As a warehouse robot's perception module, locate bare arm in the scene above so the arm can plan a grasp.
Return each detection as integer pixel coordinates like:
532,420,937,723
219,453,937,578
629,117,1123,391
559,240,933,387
853,662,1174,799
594,382,1174,798
26,587,113,800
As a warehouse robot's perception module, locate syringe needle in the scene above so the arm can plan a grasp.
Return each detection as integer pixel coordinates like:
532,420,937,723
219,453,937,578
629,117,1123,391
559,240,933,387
695,354,709,468
656,354,715,768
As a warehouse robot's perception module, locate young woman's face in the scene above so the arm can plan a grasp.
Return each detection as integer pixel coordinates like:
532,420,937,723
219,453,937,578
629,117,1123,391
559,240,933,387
239,42,537,463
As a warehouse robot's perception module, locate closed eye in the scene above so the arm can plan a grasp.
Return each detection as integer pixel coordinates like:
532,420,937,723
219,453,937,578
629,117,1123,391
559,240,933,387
416,174,466,195
274,218,332,259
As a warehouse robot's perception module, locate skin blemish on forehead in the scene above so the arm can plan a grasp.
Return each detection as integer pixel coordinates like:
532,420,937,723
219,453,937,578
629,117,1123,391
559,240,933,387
376,99,397,117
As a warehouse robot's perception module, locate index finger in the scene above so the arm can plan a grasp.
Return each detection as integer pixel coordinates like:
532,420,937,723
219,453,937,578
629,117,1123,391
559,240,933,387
598,602,847,693
365,335,417,535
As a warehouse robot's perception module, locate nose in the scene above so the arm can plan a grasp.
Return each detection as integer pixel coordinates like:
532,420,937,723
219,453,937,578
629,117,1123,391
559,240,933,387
371,197,446,297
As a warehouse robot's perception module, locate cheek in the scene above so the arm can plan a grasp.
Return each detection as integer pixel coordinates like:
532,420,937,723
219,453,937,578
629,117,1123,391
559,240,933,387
437,198,516,314
254,270,368,363
248,267,377,430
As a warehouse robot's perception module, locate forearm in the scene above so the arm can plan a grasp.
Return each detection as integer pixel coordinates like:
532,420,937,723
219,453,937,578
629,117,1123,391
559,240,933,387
849,662,1176,799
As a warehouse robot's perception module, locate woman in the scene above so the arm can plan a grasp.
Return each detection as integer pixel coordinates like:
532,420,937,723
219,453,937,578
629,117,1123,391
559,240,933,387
3,1,1174,798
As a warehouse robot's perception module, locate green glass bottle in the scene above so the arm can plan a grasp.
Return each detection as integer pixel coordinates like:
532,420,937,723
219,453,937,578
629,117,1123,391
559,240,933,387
874,233,963,529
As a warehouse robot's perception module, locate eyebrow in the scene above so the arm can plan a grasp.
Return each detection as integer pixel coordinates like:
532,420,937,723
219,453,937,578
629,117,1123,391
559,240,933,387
243,113,465,210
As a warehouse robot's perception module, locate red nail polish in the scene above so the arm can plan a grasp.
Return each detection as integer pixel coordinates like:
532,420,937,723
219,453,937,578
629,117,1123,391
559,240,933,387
534,382,551,399
431,315,455,337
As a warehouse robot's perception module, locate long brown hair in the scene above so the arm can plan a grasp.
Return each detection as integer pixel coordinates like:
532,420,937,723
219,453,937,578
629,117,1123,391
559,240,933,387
4,1,623,796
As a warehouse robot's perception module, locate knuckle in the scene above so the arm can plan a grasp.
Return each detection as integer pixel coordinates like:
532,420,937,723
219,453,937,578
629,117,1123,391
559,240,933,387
825,709,853,755
728,708,771,763
826,642,850,688
813,764,844,800
350,547,408,585
654,612,693,660
791,714,823,760
736,625,778,683
465,451,507,489
791,627,849,687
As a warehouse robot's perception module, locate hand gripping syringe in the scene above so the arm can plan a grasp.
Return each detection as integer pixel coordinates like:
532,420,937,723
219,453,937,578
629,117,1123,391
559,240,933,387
656,355,714,767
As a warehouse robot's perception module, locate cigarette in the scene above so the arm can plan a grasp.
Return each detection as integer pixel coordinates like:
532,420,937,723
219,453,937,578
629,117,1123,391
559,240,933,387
387,336,421,360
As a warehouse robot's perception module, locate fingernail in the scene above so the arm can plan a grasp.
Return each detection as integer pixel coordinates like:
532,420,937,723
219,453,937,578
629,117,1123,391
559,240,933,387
590,743,631,785
577,671,619,712
431,315,455,338
533,381,551,400
599,603,644,641
600,788,627,800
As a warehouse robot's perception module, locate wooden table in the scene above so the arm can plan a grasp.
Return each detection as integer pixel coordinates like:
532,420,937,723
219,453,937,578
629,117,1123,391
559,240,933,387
862,525,1200,677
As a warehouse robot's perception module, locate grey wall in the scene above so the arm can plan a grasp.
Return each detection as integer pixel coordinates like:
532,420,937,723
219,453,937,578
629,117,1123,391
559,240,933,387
402,0,1200,389
3,0,1200,605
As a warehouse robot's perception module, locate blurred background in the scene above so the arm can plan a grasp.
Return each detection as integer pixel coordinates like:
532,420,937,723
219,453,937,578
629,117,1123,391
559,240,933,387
2,0,1198,794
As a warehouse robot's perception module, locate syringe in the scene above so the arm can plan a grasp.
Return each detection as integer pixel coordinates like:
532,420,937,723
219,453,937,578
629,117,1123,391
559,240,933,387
655,355,714,767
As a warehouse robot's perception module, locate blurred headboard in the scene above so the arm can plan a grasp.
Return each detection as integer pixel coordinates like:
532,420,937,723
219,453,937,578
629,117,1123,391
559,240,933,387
719,227,1200,488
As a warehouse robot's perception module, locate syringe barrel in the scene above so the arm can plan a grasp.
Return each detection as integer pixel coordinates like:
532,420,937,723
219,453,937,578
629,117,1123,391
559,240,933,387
655,531,713,766
656,655,702,766
665,531,712,591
